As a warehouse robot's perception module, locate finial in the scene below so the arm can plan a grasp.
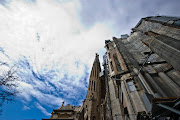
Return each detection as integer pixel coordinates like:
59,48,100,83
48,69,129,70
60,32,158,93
94,53,99,62
62,101,65,106
95,53,99,57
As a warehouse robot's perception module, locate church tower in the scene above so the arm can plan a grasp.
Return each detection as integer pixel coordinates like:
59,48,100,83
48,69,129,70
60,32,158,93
84,53,102,120
86,53,101,100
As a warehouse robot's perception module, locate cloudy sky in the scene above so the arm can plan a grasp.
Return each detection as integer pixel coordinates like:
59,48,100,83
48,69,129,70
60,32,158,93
0,0,179,119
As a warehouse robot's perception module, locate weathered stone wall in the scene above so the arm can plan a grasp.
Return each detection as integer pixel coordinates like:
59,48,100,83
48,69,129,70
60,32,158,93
104,16,180,120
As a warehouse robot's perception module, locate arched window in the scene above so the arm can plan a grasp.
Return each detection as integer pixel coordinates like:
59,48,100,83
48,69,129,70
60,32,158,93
94,69,95,77
97,68,98,78
91,81,93,91
94,81,95,91
94,69,96,78
89,81,90,90
113,54,122,72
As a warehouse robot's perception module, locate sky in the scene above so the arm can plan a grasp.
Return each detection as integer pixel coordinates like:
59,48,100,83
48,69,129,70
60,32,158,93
0,0,179,120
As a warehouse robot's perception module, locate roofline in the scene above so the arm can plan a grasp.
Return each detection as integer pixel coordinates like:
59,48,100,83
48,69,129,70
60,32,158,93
134,15,180,29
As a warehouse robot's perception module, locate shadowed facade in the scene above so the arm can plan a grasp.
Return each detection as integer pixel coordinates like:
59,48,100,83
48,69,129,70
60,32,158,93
43,16,180,120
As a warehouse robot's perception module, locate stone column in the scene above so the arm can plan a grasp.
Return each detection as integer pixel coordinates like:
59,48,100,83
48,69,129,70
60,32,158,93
158,72,180,96
133,68,154,95
170,71,180,87
108,79,124,120
144,73,166,97
131,91,147,112
141,37,180,71
121,77,136,120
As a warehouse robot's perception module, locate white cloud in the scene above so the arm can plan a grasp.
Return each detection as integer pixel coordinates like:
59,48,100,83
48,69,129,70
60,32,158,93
35,102,51,116
17,81,33,101
23,105,31,110
0,0,112,73
0,0,112,114
79,0,180,36
17,81,64,106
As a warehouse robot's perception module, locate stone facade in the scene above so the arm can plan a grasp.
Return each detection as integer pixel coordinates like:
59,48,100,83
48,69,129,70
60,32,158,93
43,16,180,120
104,16,180,120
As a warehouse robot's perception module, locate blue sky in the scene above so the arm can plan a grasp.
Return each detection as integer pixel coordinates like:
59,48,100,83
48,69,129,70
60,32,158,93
0,0,180,120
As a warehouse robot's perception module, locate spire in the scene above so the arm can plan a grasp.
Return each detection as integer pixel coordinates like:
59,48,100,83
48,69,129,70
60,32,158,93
86,53,101,99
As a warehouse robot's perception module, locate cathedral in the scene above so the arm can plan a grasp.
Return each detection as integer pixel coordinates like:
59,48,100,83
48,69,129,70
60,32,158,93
43,16,180,120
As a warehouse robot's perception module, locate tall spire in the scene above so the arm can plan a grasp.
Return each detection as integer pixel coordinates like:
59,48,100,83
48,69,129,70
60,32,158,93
84,53,103,120
86,53,101,99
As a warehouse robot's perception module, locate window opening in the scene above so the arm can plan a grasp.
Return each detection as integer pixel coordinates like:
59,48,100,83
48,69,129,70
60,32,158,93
94,82,95,91
91,81,93,91
127,80,136,92
113,54,122,71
